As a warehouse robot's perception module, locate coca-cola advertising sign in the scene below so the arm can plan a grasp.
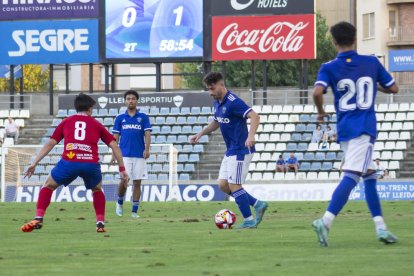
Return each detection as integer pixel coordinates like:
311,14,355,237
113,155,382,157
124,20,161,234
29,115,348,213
210,0,314,16
212,14,315,61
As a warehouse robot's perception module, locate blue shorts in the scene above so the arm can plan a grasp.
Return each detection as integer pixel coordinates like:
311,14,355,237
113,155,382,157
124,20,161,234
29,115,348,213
51,159,102,189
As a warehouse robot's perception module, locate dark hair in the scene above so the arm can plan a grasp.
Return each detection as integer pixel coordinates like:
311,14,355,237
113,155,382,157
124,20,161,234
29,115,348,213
124,90,139,100
330,21,356,47
203,72,224,86
279,155,282,158
74,93,96,112
327,125,331,129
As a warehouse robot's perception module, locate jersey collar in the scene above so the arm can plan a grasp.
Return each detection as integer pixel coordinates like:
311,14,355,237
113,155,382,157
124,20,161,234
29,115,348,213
218,90,231,106
124,108,140,118
337,50,357,58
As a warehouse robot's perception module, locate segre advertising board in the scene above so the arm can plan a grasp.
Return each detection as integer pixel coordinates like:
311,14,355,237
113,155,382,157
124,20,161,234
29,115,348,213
0,0,99,20
0,19,99,65
211,14,315,61
105,0,203,61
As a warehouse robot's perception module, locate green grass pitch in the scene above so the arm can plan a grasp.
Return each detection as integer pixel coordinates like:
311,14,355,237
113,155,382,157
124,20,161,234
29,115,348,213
1,201,413,275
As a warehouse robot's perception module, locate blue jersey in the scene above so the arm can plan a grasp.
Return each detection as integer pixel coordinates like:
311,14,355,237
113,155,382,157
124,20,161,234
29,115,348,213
112,110,151,158
286,157,298,165
315,50,395,142
213,91,254,156
276,159,285,166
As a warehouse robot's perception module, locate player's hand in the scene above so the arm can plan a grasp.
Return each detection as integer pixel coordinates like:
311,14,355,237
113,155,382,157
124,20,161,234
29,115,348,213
317,112,330,123
24,164,36,179
245,135,256,150
143,149,150,159
189,133,202,144
110,154,116,165
120,171,129,183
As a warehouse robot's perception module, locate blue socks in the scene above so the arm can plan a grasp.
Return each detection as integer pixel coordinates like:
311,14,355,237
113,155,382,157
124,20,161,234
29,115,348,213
117,196,124,205
232,189,253,220
327,172,360,215
226,190,257,206
132,200,139,213
363,172,382,217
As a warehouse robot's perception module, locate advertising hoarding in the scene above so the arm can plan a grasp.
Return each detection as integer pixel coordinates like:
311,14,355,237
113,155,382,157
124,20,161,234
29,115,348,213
0,19,99,65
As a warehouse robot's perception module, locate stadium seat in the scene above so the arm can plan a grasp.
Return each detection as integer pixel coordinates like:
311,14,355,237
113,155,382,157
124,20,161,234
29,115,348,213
166,117,176,125
376,113,384,122
56,109,67,118
315,152,325,161
295,124,306,132
282,105,293,114
285,172,295,180
286,143,297,151
187,116,197,124
307,172,318,180
301,133,312,141
395,113,406,121
285,124,295,132
388,103,399,112
263,124,274,132
184,164,195,172
297,143,308,151
299,114,310,123
399,103,410,112
269,133,280,141
395,141,407,150
256,162,267,171
252,105,261,113
268,115,278,123
158,174,168,181
149,107,160,116
311,162,322,171
171,126,181,134
275,143,286,152
304,152,314,160
103,118,114,126
329,172,340,180
97,109,108,117
179,174,190,181
197,116,208,124
272,105,282,113
306,124,316,132
318,172,329,180
388,161,400,170
255,143,265,151
190,107,201,115
262,105,272,114
156,135,166,143
308,143,319,151
261,152,271,161
155,117,165,125
170,107,180,115
274,124,284,132
403,122,414,130
278,114,289,123
392,151,404,160
321,162,333,171
296,172,306,180
300,162,311,171
189,154,200,162
303,105,314,113
19,109,30,118
201,106,211,115
167,135,177,143
280,134,290,141
180,107,190,116
266,162,275,171
161,126,172,134
251,172,262,180
262,172,274,181
160,107,169,115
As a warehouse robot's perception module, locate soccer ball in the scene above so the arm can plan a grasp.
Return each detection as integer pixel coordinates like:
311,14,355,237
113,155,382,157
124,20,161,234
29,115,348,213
215,209,236,229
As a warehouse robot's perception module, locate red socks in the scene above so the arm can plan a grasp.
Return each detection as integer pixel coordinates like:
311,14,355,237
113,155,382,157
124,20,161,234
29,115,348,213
93,190,106,222
35,187,54,218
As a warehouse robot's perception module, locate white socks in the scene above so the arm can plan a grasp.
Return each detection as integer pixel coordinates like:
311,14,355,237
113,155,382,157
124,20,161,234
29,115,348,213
322,211,336,229
373,216,387,233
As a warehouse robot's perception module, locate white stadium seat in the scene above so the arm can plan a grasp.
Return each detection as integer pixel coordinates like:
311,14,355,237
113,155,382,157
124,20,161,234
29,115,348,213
260,115,268,123
258,133,269,142
395,113,406,121
261,152,271,161
249,163,256,171
399,103,410,112
280,134,291,141
377,104,388,112
318,172,329,180
0,110,9,118
261,105,272,114
265,143,276,151
303,105,314,113
285,172,295,180
282,105,293,114
266,162,275,171
330,143,341,151
278,114,289,123
406,112,414,121
325,105,335,113
252,105,261,113
376,113,384,122
388,161,400,170
329,172,340,180
274,173,284,180
19,109,30,118
263,124,274,132
377,132,388,141
308,143,319,151
385,113,396,121
296,172,306,180
384,141,395,150
403,122,413,130
268,115,278,123
9,109,19,118
400,132,411,140
307,172,318,180
255,143,265,151
381,151,392,160
395,141,407,149
251,172,262,180
293,105,304,113
392,151,404,160
263,172,274,181
252,154,260,162
374,142,384,151
388,132,399,140
284,124,295,132
274,124,285,132
276,143,287,151
272,105,283,113
289,115,299,123
388,103,399,112
269,133,280,141
381,122,392,131
392,122,402,130
256,162,267,171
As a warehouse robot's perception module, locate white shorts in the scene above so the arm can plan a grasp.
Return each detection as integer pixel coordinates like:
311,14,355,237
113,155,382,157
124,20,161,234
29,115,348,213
123,157,148,180
340,135,375,174
218,154,253,184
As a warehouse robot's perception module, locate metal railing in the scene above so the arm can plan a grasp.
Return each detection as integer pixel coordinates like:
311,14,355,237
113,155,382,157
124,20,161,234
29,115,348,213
388,26,414,44
0,94,32,110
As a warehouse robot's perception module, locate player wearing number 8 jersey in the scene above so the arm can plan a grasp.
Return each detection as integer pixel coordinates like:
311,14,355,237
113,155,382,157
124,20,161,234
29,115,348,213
312,22,399,246
21,93,128,233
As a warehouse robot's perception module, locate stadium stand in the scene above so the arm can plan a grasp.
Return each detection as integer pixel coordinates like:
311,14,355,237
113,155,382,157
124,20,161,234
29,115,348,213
30,102,414,182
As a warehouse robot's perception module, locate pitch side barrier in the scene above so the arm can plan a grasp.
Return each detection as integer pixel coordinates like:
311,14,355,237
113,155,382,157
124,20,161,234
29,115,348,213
3,180,414,203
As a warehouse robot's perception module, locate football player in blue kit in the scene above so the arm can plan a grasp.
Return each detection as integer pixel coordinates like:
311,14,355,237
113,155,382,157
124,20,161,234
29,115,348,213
190,72,268,229
312,22,399,246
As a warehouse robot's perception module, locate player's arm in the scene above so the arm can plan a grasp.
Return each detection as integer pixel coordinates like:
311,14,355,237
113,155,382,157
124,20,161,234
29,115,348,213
108,140,129,182
24,139,58,178
378,83,399,94
190,120,219,144
245,110,260,149
144,130,151,159
313,85,329,123
110,133,120,165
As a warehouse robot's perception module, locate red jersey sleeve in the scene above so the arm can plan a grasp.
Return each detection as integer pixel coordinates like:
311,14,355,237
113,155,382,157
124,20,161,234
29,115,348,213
50,119,65,143
99,123,116,146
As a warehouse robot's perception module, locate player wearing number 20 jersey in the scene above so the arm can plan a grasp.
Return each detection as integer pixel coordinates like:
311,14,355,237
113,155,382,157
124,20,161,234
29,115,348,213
312,22,399,247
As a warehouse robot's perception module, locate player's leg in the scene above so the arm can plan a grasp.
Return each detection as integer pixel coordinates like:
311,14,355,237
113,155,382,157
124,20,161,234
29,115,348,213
131,180,141,218
116,157,133,216
363,168,398,244
130,158,147,218
21,176,59,232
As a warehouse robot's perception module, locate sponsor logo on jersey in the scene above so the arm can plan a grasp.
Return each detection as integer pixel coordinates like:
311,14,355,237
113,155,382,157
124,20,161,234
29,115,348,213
137,117,142,123
66,151,76,159
66,143,92,153
122,124,142,130
216,117,230,124
222,107,227,114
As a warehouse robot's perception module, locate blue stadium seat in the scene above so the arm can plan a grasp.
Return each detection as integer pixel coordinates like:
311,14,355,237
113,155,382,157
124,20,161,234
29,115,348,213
197,116,208,124
295,152,304,160
184,164,195,172
155,117,165,125
191,107,201,115
330,114,337,122
199,136,209,143
161,126,171,134
92,109,98,116
98,109,108,117
315,152,325,161
180,107,190,115
310,115,318,122
177,164,184,172
304,152,314,160
148,174,157,181
179,173,190,181
158,174,168,181
57,109,67,118
51,119,62,126
182,145,193,153
167,135,177,143
287,143,297,151
162,164,170,172
96,117,104,124
311,162,322,170
147,155,156,163
177,135,188,143
178,154,189,163
201,106,211,114
296,124,306,132
189,154,200,162
166,117,176,125
176,117,186,125
109,108,118,116
171,126,181,134
193,144,204,153
326,152,336,161
157,154,168,162
306,124,316,132
302,133,312,141
299,114,310,122
291,133,302,142
152,164,162,172
156,135,166,143
46,128,54,136
119,106,127,114
151,126,160,134
300,162,311,171
187,116,197,124
193,126,202,133
35,166,45,174
170,107,180,115
150,107,160,116
182,126,192,134
297,143,308,151
321,162,333,171
160,107,169,115
68,109,76,116
103,117,114,126
337,152,344,160
103,174,114,182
